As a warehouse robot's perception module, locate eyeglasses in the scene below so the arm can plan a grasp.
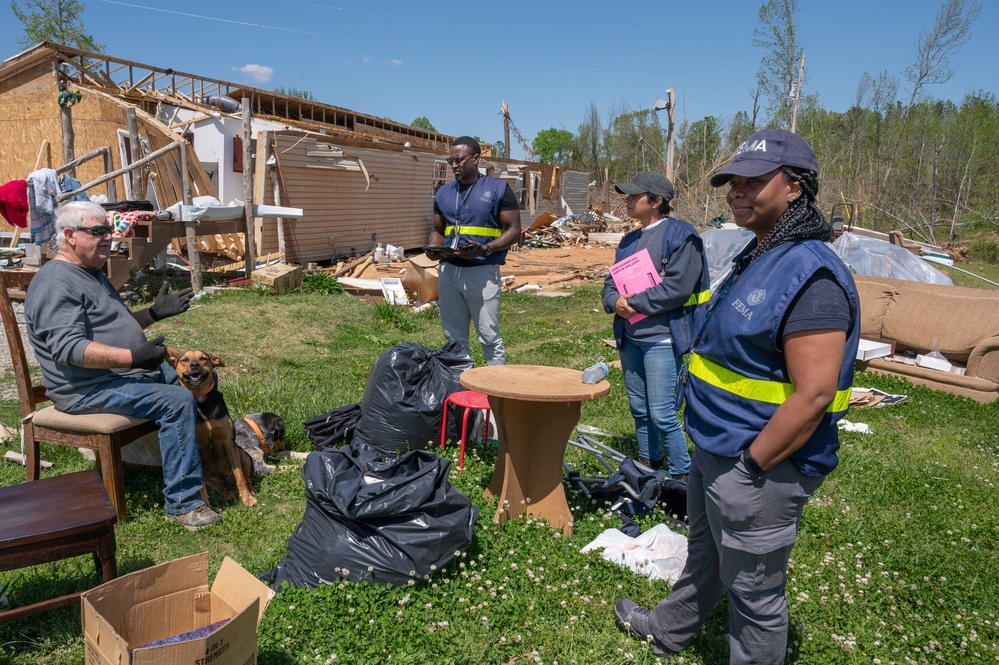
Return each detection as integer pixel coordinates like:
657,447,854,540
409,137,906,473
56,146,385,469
71,224,114,237
445,154,475,166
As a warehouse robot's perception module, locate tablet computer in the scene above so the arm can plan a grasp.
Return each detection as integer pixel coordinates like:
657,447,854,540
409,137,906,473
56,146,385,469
423,245,457,255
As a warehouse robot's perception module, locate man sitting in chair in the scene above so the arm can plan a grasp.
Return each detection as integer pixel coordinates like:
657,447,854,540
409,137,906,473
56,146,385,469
24,201,219,532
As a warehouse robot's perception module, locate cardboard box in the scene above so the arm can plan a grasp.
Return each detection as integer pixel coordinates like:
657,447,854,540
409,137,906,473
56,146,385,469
253,263,302,295
82,552,274,665
401,253,439,304
856,337,894,361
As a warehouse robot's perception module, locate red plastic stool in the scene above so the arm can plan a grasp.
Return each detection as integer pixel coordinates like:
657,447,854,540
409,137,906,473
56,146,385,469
440,390,491,471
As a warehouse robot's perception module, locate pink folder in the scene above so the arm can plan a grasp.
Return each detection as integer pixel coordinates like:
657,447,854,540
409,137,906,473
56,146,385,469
609,248,661,324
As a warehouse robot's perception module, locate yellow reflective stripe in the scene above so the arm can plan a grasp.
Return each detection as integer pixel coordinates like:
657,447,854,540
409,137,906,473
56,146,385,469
684,289,711,307
689,353,851,412
443,225,503,238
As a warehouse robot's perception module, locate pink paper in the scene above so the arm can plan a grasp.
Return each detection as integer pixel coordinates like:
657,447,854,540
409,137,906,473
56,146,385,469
609,248,661,324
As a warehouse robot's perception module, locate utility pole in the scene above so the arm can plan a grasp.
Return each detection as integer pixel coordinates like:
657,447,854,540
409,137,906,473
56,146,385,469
665,87,676,182
655,88,677,181
501,100,511,159
790,53,805,133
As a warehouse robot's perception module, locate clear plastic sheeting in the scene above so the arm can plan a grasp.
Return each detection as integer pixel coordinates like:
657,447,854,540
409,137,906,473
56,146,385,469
699,228,952,287
699,228,753,291
832,232,952,285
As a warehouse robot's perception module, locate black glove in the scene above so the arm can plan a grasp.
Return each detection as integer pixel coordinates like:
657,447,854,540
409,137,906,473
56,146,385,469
130,335,168,370
149,283,194,321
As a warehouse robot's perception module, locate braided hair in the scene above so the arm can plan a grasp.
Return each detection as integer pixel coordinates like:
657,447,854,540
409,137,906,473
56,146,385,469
741,166,832,268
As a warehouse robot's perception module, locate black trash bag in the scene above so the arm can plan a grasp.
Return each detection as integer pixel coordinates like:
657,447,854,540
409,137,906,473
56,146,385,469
588,457,688,536
351,341,472,456
304,402,362,451
258,444,478,589
100,200,155,213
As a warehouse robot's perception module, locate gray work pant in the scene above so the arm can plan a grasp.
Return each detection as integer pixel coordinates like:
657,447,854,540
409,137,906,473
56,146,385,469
437,262,506,365
648,446,824,664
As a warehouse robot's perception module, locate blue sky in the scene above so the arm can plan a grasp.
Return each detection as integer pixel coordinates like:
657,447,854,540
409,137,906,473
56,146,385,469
1,1,994,159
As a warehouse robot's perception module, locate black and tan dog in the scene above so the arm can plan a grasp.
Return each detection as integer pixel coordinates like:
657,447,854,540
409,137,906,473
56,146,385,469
168,349,257,508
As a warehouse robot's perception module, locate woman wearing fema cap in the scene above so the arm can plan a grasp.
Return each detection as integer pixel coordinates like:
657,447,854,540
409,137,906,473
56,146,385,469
614,130,860,663
601,172,711,479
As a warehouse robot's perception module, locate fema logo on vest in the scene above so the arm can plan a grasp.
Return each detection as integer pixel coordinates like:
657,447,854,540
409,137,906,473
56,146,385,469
731,289,765,321
735,139,767,156
481,190,495,202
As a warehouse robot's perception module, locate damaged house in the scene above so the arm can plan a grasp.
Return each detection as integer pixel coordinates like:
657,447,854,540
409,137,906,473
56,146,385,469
0,42,589,286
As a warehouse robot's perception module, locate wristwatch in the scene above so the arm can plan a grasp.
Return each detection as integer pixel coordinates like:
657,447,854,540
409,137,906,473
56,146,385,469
483,244,493,257
741,449,766,477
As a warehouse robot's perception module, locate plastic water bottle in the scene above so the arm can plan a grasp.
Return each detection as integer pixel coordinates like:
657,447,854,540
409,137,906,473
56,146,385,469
373,243,385,264
581,361,609,384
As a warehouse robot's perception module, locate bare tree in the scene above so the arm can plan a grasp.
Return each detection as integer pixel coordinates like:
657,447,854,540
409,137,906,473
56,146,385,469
879,0,980,194
752,0,802,129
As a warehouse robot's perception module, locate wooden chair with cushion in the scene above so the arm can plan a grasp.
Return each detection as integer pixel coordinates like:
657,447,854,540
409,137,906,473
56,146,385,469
0,274,158,522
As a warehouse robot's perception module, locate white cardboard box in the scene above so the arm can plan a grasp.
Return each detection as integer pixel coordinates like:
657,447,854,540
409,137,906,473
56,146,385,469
856,338,893,361
916,353,952,372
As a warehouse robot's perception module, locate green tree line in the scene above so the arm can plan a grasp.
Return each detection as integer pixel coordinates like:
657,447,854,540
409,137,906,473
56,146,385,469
534,89,999,242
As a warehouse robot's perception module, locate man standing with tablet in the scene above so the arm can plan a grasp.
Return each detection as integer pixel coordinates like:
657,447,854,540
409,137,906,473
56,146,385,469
427,136,521,365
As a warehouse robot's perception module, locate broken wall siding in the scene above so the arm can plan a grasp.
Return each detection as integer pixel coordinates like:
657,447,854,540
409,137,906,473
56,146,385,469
264,133,438,263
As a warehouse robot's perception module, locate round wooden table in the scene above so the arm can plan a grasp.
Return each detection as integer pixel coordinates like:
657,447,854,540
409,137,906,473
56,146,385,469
460,365,611,535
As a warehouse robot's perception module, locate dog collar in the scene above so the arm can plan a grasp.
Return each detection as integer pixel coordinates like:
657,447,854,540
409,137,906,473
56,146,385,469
243,417,271,454
188,375,215,398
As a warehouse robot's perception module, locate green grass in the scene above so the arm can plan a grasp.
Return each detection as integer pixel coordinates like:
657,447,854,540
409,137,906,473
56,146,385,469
2,284,998,663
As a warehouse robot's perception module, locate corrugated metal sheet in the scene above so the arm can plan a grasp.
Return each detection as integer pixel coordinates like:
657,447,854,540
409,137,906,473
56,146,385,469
561,170,590,216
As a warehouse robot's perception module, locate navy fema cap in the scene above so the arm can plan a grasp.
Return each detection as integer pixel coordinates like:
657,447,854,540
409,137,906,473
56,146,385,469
709,129,818,187
614,171,675,202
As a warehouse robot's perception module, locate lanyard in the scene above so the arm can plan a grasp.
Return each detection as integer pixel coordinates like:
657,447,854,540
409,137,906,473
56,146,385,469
453,175,480,224
449,175,480,248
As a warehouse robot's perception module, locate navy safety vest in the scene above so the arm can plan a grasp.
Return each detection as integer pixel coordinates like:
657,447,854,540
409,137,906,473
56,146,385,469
613,218,711,355
683,239,860,476
434,174,511,266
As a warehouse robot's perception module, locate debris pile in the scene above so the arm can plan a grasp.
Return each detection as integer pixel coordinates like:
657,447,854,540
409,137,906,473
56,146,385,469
521,211,635,250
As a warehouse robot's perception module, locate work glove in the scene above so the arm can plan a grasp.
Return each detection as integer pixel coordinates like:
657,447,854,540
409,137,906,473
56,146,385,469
149,283,194,321
130,335,168,370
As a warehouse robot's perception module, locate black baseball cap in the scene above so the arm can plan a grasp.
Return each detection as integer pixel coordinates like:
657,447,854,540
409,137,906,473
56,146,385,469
614,172,675,202
710,129,818,187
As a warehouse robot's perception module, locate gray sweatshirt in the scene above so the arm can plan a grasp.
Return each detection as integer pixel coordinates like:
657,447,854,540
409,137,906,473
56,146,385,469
24,259,156,410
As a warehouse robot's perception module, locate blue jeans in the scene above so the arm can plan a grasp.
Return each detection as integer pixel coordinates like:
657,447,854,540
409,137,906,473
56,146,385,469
65,364,206,515
619,336,690,476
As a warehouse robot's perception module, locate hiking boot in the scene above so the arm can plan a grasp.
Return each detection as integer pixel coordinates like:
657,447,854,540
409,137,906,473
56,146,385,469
614,598,678,659
166,505,221,532
639,457,663,471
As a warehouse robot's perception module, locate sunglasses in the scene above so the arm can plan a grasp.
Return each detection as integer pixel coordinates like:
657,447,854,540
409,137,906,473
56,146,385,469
445,154,474,166
71,224,114,237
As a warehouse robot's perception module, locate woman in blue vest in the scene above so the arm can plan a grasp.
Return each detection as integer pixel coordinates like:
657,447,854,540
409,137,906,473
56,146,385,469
615,130,860,663
601,172,710,479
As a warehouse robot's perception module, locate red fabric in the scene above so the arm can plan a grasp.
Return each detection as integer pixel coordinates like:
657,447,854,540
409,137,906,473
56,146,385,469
0,180,28,228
